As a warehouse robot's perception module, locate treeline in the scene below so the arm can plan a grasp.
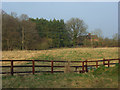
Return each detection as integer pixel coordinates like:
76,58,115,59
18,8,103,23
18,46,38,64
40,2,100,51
2,11,118,50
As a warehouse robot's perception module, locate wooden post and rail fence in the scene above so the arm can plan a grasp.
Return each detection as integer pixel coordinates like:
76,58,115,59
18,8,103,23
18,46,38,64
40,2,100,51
0,58,120,76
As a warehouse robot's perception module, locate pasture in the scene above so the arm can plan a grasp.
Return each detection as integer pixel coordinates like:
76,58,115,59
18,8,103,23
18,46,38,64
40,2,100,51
2,64,119,88
2,47,118,61
1,47,119,88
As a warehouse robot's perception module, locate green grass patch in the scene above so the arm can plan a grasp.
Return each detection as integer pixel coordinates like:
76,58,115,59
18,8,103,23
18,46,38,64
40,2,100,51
2,64,119,88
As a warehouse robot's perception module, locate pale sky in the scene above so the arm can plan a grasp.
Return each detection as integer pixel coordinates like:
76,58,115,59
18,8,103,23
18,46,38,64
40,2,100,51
2,2,118,38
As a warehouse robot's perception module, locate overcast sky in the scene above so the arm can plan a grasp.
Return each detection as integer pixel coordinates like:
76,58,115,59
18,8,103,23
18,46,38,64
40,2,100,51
2,2,118,38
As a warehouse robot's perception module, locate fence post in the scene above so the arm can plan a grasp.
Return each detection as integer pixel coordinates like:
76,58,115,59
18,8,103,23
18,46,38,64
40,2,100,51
85,60,88,72
103,58,105,66
11,60,14,76
96,61,98,68
108,60,110,67
51,61,53,73
82,61,84,73
32,60,35,75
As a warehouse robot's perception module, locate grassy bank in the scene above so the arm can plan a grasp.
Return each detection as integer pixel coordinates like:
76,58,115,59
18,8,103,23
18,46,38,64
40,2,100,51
2,64,119,88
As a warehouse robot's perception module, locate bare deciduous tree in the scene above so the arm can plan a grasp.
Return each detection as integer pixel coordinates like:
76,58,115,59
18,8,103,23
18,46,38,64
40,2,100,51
66,18,88,46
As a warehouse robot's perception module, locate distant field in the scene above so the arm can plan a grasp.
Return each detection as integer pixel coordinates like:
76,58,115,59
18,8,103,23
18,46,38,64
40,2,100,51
2,47,119,66
2,47,118,61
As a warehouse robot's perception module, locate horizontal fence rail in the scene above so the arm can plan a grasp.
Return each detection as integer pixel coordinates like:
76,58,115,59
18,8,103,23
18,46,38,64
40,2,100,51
0,58,120,76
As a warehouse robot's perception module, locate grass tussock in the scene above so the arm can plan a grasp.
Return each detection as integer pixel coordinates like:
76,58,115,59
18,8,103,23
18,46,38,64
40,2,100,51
64,61,74,73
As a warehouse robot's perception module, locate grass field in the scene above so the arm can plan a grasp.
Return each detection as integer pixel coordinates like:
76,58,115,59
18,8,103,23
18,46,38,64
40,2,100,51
2,47,118,61
2,64,119,88
1,47,119,88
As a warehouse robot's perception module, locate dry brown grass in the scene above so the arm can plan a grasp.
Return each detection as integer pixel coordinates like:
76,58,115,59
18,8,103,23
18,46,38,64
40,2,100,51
2,47,118,60
2,47,118,66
